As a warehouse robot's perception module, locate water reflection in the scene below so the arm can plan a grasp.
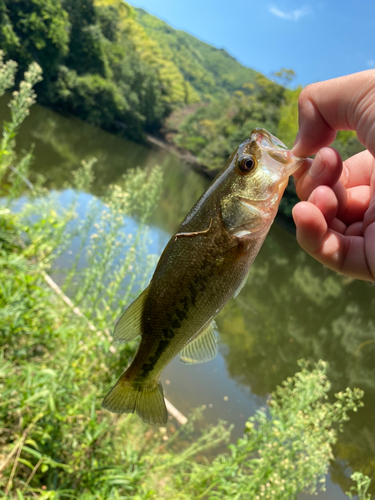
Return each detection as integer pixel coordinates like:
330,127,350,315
0,93,206,201
7,96,375,498
216,224,375,494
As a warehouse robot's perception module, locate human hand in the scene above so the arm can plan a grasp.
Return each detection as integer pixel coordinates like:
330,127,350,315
292,71,375,282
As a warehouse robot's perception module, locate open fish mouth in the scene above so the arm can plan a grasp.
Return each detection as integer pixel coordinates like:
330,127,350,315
251,128,307,176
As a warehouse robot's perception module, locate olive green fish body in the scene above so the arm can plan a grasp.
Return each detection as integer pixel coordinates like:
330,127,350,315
128,213,268,384
102,129,306,425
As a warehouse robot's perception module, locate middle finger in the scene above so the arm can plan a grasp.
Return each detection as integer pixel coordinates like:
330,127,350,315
294,147,343,201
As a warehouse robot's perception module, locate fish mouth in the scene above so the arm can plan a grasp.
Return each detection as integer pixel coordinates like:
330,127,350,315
250,128,307,176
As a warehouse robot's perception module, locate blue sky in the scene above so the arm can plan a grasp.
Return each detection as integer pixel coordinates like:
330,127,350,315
128,0,375,87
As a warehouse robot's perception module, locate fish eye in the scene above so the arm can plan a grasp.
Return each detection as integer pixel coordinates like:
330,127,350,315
238,156,256,174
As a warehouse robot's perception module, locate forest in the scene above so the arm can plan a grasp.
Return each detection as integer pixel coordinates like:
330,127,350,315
0,1,364,147
0,0,365,220
0,0,258,138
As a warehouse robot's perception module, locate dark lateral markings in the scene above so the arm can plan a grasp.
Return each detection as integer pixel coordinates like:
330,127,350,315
140,318,181,375
140,283,207,376
141,339,170,375
175,307,187,322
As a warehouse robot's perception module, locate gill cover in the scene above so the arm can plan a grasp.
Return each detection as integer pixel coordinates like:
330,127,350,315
220,128,305,233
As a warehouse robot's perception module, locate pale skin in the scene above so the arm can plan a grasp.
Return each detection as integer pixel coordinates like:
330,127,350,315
291,70,375,282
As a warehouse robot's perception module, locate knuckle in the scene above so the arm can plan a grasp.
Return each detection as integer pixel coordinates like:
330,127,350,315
298,83,320,107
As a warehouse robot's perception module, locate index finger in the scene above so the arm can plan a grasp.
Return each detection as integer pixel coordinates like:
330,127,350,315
292,70,375,158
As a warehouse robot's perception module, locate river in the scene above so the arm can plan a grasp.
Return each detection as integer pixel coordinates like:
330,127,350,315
6,98,375,499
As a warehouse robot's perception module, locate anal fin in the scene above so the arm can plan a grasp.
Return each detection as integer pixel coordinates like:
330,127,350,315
113,286,149,342
179,321,218,365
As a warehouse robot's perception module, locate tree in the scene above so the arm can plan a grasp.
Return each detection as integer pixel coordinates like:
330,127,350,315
62,0,106,77
0,0,69,83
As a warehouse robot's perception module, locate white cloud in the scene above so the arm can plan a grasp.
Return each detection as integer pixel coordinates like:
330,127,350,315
269,5,311,21
366,59,375,68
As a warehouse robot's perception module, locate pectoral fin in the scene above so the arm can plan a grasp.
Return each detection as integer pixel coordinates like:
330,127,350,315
113,286,149,342
234,268,251,298
179,321,218,364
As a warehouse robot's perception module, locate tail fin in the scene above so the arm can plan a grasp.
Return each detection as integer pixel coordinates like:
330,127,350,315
102,378,168,426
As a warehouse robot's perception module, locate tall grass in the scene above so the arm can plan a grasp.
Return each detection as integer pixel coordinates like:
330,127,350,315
0,55,371,499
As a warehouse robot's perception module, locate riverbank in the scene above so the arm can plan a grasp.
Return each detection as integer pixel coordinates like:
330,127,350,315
3,215,365,497
146,133,218,180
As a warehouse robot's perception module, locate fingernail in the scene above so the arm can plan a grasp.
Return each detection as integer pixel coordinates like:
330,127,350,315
308,153,325,177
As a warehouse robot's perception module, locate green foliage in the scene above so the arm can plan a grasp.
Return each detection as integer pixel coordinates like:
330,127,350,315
346,472,372,500
0,207,22,253
0,0,69,88
0,2,18,58
1,240,219,497
0,0,366,204
52,66,127,126
0,245,367,498
165,360,363,500
174,75,285,170
0,0,281,144
210,213,375,494
0,50,17,94
136,7,261,101
63,0,106,77
0,264,368,497
0,52,42,187
0,1,170,139
332,130,365,160
276,86,301,148
60,164,164,328
71,157,96,191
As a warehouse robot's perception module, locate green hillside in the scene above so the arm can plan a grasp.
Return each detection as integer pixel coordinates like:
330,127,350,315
0,0,268,140
135,7,262,100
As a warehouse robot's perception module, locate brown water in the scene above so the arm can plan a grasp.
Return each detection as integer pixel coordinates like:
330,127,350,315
6,98,375,499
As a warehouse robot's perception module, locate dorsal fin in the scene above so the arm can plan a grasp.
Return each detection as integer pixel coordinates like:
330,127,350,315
113,286,149,342
179,321,218,364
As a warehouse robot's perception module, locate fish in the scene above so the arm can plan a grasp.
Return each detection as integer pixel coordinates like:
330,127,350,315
102,128,305,425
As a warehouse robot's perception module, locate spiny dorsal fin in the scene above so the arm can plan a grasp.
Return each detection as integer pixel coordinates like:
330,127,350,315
179,320,218,365
113,286,149,343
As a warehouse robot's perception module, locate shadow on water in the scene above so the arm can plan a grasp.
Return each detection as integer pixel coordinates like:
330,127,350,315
6,96,375,499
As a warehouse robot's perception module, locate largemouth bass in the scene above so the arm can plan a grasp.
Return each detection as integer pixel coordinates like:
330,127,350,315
102,128,305,425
